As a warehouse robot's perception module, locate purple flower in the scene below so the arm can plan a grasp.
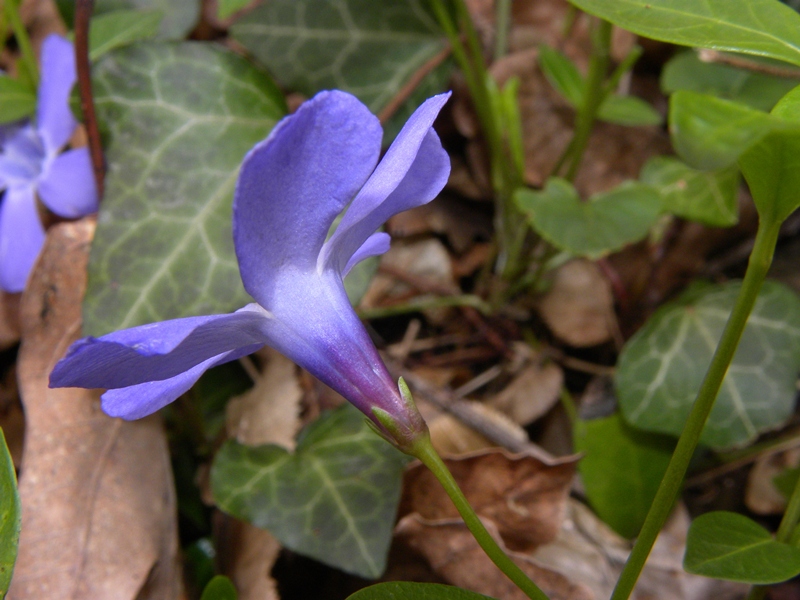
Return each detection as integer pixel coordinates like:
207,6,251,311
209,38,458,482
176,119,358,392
0,34,99,292
50,90,450,448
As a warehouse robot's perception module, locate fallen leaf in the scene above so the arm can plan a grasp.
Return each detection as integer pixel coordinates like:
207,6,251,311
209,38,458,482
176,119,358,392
745,449,800,515
489,358,564,425
215,517,281,600
538,259,615,347
9,219,181,600
0,293,20,351
428,401,529,456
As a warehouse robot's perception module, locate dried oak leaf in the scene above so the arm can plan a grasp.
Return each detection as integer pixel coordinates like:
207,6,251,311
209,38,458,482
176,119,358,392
400,450,576,550
9,220,181,600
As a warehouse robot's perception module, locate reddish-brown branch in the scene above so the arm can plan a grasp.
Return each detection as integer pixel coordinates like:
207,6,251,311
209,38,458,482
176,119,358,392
74,0,105,199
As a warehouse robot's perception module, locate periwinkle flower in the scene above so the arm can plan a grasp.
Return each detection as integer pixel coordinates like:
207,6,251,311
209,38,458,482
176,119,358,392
50,90,450,450
0,34,99,292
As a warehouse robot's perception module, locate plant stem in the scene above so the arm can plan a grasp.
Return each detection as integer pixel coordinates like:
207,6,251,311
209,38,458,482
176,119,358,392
357,294,492,320
411,435,550,600
610,218,782,600
4,0,37,87
494,0,512,61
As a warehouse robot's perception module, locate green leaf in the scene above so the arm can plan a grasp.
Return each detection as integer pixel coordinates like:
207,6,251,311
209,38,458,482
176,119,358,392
95,0,199,40
88,9,163,60
574,414,673,539
83,42,286,336
347,582,497,600
0,75,35,124
640,156,739,226
230,0,448,115
211,404,409,579
616,280,800,449
661,50,798,112
514,178,662,259
684,511,800,583
201,575,238,600
567,0,800,68
668,90,790,170
740,86,800,225
597,94,663,126
539,44,661,126
0,428,21,598
538,44,584,106
217,0,251,20
774,466,800,499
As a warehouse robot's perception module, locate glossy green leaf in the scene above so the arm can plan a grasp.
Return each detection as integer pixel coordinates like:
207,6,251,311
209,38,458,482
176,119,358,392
0,75,35,124
640,156,739,226
88,9,163,60
567,0,800,68
211,404,408,579
347,582,496,600
230,0,448,115
83,43,286,336
95,0,199,39
739,86,800,224
575,414,673,539
684,511,800,583
515,178,662,259
200,575,237,600
661,51,798,112
539,44,660,126
669,90,790,170
0,429,20,598
616,281,800,449
597,94,663,126
538,44,584,106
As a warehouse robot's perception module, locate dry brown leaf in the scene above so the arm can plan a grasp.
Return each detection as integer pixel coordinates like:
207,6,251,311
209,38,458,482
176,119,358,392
9,220,181,600
745,449,800,515
428,401,528,456
0,292,21,350
215,518,281,600
401,449,577,552
489,359,563,425
538,260,615,347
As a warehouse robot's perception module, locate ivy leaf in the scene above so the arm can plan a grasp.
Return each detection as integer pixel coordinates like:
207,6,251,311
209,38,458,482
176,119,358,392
88,9,163,60
616,281,800,449
668,90,791,170
347,582,497,600
229,0,448,115
567,0,800,68
211,404,409,579
0,75,35,125
514,178,662,259
661,51,798,112
0,428,20,597
94,0,199,39
640,155,739,227
83,42,286,336
684,511,800,583
574,414,673,539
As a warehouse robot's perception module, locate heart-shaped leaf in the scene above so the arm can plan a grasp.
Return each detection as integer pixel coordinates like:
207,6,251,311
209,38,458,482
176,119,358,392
87,9,163,60
640,156,739,227
94,0,199,39
230,0,448,116
0,428,20,597
211,404,408,579
347,582,496,600
567,0,800,68
616,281,800,449
684,511,800,583
83,42,285,336
575,414,673,539
515,178,662,259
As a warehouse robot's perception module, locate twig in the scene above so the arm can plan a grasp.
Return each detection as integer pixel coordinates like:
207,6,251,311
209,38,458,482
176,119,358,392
75,0,105,199
698,48,800,80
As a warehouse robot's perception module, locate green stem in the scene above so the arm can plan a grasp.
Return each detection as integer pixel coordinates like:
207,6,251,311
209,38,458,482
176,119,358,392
411,436,550,600
493,0,512,61
610,218,782,600
556,18,612,182
4,0,38,87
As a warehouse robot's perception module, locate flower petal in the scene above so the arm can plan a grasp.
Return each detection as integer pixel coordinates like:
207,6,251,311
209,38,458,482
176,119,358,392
49,304,271,389
321,93,451,275
38,147,98,217
101,345,259,420
0,185,45,292
342,232,389,278
37,34,77,154
233,90,382,307
0,124,44,188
